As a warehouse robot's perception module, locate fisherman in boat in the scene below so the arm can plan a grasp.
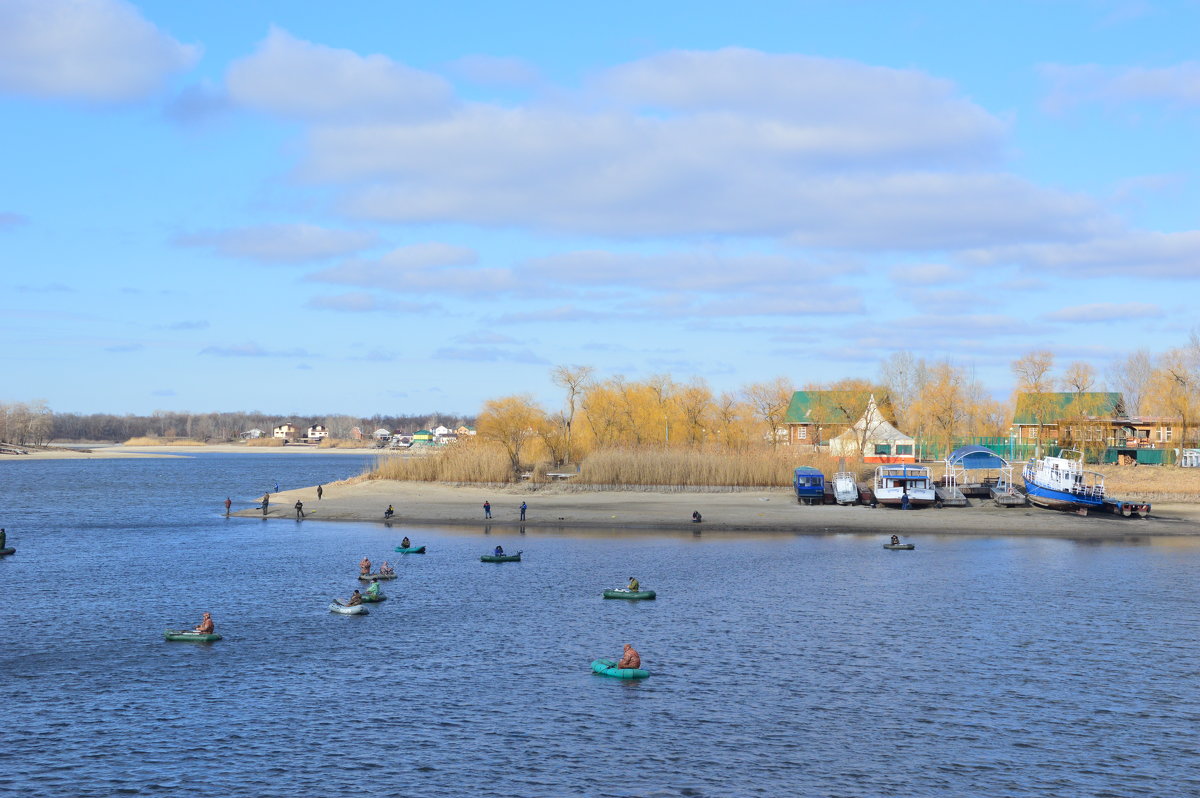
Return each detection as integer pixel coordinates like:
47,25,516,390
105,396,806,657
617,643,641,670
365,578,381,598
193,612,214,634
494,545,504,556
359,556,371,576
379,560,394,576
891,535,900,546
347,589,363,606
627,576,640,592
384,505,394,519
400,536,411,548
692,511,702,523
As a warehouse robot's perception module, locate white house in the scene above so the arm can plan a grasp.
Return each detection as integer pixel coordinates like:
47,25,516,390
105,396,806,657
433,425,451,436
374,428,392,440
273,423,298,440
306,424,328,441
828,395,916,463
240,428,264,439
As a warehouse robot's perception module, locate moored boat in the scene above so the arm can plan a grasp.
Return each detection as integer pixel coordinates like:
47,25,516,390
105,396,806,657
329,601,368,615
165,630,222,642
358,572,398,580
394,545,426,554
481,552,521,562
833,472,859,505
603,588,657,600
873,465,936,507
591,657,649,679
1022,450,1105,512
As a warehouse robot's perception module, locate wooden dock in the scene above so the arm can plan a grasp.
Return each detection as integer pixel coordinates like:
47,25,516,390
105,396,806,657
934,485,968,507
991,487,1026,507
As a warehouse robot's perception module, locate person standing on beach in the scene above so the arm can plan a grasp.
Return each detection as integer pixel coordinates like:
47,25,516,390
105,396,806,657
317,484,323,501
520,501,527,521
483,500,491,519
262,493,270,516
294,500,305,519
274,480,280,493
224,497,232,516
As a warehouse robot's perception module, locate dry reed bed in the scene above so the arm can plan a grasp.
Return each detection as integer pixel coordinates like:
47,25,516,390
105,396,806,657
123,436,207,446
244,437,286,447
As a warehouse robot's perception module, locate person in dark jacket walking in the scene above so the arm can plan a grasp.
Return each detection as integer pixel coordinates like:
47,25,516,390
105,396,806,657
295,500,305,519
262,493,270,516
519,501,527,521
483,500,492,519
317,484,324,500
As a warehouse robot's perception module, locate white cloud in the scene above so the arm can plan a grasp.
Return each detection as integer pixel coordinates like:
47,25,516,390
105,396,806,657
963,231,1200,278
888,263,959,286
227,27,453,121
433,346,547,364
306,243,510,295
1041,61,1200,112
1042,302,1164,323
306,292,427,313
0,0,199,102
448,55,541,87
175,224,377,263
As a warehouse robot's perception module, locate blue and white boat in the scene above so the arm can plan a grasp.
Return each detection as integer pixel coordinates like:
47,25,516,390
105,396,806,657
1021,450,1105,511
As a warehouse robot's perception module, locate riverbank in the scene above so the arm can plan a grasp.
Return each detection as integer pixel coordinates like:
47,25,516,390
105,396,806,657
235,479,1200,538
0,443,380,460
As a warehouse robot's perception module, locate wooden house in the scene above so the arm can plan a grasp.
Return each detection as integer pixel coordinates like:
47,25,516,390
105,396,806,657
828,395,916,463
784,390,893,446
272,423,298,440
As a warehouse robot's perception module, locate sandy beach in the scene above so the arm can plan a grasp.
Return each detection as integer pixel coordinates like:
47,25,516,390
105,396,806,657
236,479,1200,538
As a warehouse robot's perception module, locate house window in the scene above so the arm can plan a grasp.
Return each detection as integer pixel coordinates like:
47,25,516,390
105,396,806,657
874,443,891,455
895,444,913,455
798,426,807,440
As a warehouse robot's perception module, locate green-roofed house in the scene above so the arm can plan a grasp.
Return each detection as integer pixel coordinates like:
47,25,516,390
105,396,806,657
1012,392,1123,447
412,429,435,445
784,390,891,446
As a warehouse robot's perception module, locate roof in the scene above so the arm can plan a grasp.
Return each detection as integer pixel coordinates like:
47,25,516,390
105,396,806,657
946,445,1008,469
830,395,913,444
793,466,824,475
1012,392,1123,425
784,391,865,424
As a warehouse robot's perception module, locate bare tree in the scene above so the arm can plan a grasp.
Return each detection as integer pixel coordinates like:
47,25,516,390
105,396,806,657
551,364,594,465
1011,350,1056,458
1109,349,1154,417
742,377,794,449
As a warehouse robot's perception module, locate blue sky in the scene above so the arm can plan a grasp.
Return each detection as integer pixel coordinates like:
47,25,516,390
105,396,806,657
2,0,1198,416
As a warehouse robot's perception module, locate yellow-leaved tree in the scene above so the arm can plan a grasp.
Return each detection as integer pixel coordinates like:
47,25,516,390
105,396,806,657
477,395,547,475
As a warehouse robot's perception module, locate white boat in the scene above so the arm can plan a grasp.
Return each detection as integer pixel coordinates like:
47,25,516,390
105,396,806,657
873,465,936,507
833,472,859,505
1022,450,1105,511
329,601,369,615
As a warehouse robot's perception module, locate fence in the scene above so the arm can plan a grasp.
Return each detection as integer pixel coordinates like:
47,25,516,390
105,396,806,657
914,437,1061,463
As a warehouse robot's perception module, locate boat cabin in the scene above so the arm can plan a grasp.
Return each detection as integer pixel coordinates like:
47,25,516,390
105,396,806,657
873,465,937,507
793,467,826,505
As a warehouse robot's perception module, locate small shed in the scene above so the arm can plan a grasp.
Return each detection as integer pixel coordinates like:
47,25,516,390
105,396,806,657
1182,449,1200,468
793,466,826,505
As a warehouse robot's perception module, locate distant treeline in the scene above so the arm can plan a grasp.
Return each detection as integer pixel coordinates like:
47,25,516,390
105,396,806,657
1,407,475,444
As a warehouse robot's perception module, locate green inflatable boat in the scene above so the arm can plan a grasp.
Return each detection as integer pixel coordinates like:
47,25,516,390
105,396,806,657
481,552,521,562
591,658,649,679
883,543,915,550
164,630,222,642
362,592,388,602
603,588,656,600
0,547,14,557
394,545,427,554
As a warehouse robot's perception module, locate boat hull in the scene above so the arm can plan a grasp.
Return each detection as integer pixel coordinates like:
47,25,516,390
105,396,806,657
329,602,368,615
481,553,521,562
0,547,14,556
883,543,915,550
394,546,426,554
603,589,657,600
165,630,222,642
358,572,398,580
1023,480,1104,511
591,658,649,679
875,489,936,507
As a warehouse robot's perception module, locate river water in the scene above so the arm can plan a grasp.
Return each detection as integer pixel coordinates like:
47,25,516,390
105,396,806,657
2,454,1199,797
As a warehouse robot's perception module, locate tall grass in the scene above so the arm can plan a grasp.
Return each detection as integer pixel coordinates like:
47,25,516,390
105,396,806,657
244,437,286,447
1093,464,1200,501
367,442,514,483
123,436,207,446
365,441,849,488
318,438,373,449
